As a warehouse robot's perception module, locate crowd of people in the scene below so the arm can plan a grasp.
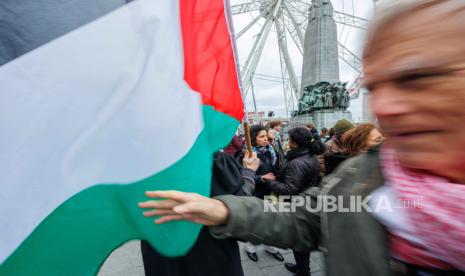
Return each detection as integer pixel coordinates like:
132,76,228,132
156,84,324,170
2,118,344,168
138,1,465,275
139,119,385,276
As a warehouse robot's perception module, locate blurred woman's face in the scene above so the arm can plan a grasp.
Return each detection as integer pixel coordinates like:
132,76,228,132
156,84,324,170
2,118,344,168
255,130,269,147
367,128,384,148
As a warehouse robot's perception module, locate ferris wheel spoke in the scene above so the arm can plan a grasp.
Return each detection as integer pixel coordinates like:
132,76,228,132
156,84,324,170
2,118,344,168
337,42,362,73
241,15,271,77
333,11,369,30
241,16,274,94
236,0,276,39
287,1,309,17
283,2,304,43
282,3,305,48
276,26,294,115
242,0,283,94
286,2,309,30
231,1,262,15
236,13,262,39
281,18,303,54
292,0,311,8
275,17,301,100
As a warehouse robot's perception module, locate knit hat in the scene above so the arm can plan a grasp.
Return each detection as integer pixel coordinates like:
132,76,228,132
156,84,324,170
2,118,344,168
333,119,354,136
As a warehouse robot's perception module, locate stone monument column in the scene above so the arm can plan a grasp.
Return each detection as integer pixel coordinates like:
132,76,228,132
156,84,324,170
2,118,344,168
301,0,340,91
292,0,352,130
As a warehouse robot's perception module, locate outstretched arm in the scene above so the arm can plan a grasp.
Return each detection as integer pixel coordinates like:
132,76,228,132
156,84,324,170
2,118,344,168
210,191,320,252
138,188,320,252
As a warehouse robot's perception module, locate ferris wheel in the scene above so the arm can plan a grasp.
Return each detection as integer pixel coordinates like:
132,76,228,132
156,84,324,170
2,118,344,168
229,0,373,117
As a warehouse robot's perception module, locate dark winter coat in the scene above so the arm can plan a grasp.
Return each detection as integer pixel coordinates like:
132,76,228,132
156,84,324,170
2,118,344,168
267,148,320,196
324,152,351,175
253,146,278,199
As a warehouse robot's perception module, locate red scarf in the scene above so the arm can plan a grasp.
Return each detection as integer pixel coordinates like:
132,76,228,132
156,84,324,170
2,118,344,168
381,147,465,270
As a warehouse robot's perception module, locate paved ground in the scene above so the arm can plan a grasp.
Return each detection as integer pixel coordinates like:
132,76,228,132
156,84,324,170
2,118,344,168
98,241,325,276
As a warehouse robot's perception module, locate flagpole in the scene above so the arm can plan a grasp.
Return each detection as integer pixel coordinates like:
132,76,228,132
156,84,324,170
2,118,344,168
224,0,253,157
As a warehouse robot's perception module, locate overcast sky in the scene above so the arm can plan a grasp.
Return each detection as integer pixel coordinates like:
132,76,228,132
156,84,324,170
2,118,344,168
231,0,375,122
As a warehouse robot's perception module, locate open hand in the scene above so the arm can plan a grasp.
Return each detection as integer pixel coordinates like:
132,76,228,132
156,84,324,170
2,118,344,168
261,173,276,181
138,190,229,226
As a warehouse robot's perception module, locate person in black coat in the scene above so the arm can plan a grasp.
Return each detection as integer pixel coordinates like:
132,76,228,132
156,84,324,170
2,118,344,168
267,127,324,195
248,125,278,199
269,127,325,276
242,125,284,262
140,151,257,276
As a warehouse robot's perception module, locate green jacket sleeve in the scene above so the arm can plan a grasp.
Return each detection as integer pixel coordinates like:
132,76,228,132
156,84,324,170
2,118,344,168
209,188,321,252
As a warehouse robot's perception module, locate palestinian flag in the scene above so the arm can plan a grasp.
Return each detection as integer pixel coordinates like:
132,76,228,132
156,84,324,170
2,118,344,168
0,0,243,275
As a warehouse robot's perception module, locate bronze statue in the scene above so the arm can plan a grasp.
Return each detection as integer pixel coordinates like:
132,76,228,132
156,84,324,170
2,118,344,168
324,89,333,108
295,81,350,115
